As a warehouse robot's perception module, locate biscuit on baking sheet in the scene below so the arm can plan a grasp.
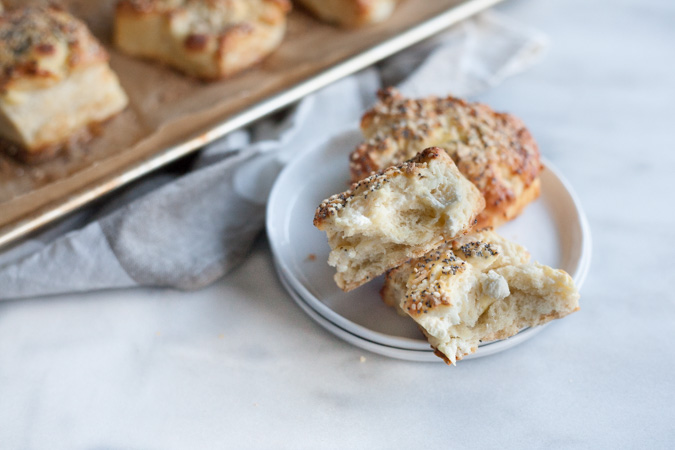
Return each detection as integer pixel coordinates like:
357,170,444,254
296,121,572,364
314,147,485,292
295,0,397,27
0,5,129,163
381,229,580,365
114,0,291,79
351,88,543,229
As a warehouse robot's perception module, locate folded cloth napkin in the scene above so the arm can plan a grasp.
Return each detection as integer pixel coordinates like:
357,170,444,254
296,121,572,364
0,11,548,300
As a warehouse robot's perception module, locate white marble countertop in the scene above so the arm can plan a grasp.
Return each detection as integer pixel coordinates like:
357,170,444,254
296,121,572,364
2,0,674,448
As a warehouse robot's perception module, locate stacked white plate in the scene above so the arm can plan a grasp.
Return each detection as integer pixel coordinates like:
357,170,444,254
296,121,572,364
266,131,591,362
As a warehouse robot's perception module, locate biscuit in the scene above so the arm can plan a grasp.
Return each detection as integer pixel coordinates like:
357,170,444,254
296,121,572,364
295,0,397,27
314,147,485,292
115,0,291,79
381,229,580,364
0,5,129,162
351,88,542,229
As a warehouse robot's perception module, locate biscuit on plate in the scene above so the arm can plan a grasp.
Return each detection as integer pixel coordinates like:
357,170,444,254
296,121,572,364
350,88,543,229
381,229,580,365
115,0,291,79
0,5,129,162
314,147,485,292
295,0,397,27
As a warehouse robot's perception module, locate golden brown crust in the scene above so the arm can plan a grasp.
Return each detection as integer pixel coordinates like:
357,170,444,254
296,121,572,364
0,118,104,163
351,88,543,228
400,247,467,316
432,347,453,365
118,0,291,13
0,5,109,91
115,0,291,79
296,0,397,27
0,134,69,163
315,147,459,227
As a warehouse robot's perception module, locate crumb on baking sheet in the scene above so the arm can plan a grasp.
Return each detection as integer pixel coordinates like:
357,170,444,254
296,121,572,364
359,356,366,363
307,253,316,261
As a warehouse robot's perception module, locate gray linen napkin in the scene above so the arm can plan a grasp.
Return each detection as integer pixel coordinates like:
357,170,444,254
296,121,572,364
0,11,547,300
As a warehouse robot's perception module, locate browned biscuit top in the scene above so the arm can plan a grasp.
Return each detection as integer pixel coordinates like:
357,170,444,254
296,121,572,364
351,88,543,228
401,246,467,317
117,0,291,27
0,6,108,90
314,146,449,226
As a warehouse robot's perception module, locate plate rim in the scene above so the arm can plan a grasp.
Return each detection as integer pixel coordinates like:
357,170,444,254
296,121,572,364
275,256,551,362
275,258,449,362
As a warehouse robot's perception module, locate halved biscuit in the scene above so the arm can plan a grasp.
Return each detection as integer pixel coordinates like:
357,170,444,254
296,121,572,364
351,88,543,229
0,5,129,162
314,147,485,292
381,229,580,365
295,0,397,27
114,0,291,79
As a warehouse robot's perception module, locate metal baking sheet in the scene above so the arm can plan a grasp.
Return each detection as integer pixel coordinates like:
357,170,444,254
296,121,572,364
0,0,502,249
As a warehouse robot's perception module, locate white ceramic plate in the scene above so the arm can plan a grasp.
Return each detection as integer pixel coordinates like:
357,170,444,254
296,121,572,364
274,260,440,361
267,130,591,360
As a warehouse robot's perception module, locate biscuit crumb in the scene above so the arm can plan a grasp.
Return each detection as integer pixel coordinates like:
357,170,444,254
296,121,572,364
359,356,366,363
307,253,316,261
